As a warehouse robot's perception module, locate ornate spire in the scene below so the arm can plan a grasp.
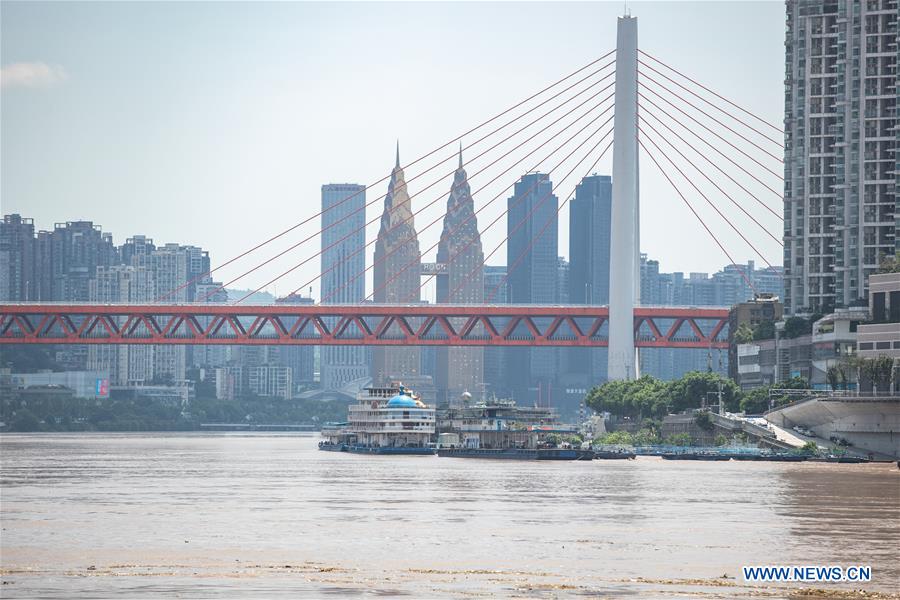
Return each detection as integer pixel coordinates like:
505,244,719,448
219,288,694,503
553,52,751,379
395,140,400,169
458,142,463,169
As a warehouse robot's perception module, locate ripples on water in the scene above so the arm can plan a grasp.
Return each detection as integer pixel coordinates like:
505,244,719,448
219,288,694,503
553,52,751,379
1,433,898,598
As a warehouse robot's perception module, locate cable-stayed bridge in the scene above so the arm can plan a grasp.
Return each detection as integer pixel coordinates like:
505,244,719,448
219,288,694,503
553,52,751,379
1,16,784,378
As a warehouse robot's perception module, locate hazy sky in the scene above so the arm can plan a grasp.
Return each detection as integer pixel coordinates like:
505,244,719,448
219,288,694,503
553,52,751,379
2,1,786,301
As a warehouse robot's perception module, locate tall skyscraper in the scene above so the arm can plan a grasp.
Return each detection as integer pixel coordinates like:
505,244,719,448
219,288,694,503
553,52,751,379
49,221,118,302
435,149,484,405
783,0,897,315
121,235,156,266
320,183,369,391
372,145,422,384
567,174,612,387
506,173,558,404
0,214,36,301
135,243,210,383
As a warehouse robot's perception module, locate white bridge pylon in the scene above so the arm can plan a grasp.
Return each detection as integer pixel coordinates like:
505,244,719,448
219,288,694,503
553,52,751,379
608,14,640,381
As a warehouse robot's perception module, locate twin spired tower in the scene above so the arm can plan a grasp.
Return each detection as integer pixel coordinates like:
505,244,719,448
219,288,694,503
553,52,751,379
372,16,640,384
608,15,640,381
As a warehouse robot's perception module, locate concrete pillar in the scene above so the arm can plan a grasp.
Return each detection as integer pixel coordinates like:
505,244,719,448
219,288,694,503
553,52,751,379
608,15,639,381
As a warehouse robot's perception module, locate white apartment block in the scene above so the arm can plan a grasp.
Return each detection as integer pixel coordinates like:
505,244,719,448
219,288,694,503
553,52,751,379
783,0,897,315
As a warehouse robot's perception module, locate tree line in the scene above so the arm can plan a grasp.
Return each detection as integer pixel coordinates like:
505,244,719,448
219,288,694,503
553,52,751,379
585,370,811,418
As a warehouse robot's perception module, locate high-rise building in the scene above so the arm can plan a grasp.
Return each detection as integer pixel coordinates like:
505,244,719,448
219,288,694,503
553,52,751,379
569,175,613,305
192,279,231,370
372,146,422,385
121,235,156,266
557,257,569,304
247,365,292,400
277,292,316,390
49,221,118,302
637,254,787,380
783,0,897,315
44,221,118,370
135,243,210,383
435,149,484,405
320,183,369,391
506,173,558,404
566,174,613,389
87,265,155,385
0,214,37,301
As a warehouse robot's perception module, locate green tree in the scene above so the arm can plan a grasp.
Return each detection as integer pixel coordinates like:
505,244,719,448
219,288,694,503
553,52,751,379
632,428,660,445
585,376,669,419
667,371,740,413
733,322,754,344
10,408,42,432
825,364,850,391
874,356,895,392
595,430,634,446
694,411,714,431
783,316,812,339
714,434,728,446
877,252,900,274
739,386,770,414
799,440,819,455
753,320,776,341
666,432,693,447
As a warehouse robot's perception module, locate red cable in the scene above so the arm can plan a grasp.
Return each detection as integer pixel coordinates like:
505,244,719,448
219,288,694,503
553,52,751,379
379,112,617,304
639,125,782,276
639,104,782,219
638,91,785,199
228,74,618,304
638,50,784,135
638,138,758,294
639,69,782,162
638,75,783,180
322,94,617,304
638,115,783,246
153,51,614,302
222,63,616,303
484,137,615,303
637,59,783,148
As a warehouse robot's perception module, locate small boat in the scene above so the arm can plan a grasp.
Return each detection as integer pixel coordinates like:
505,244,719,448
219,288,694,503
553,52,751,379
809,455,870,464
317,441,348,452
592,449,637,460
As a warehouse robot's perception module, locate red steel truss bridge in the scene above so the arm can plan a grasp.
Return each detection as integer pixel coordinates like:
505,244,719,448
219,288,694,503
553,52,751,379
0,304,728,348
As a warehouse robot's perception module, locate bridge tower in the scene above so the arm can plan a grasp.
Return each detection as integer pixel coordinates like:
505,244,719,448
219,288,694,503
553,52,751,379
608,14,640,380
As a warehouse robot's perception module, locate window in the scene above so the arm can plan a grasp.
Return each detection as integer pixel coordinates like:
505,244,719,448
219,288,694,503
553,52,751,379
859,342,874,350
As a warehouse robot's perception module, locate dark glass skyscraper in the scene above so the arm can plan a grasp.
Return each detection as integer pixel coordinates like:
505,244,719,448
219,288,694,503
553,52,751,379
567,174,612,385
321,183,368,390
506,173,558,404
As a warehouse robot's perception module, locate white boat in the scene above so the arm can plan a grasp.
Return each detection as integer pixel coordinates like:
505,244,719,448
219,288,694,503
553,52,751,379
319,384,436,455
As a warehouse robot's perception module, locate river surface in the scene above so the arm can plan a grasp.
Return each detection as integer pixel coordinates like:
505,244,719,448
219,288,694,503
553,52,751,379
1,433,898,598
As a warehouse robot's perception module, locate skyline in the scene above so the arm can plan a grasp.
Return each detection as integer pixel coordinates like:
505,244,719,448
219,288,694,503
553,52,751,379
2,1,786,302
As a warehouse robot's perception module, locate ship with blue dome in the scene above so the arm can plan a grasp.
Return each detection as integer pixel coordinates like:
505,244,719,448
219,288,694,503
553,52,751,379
319,384,436,455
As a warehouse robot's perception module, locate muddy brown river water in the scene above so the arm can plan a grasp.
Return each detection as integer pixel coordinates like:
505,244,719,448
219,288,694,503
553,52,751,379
1,433,898,598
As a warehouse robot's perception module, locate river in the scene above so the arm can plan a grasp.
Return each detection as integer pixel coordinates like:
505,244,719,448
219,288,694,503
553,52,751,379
1,433,898,598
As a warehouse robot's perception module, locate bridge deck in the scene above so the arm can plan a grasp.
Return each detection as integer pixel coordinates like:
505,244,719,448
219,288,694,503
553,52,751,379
0,304,729,348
